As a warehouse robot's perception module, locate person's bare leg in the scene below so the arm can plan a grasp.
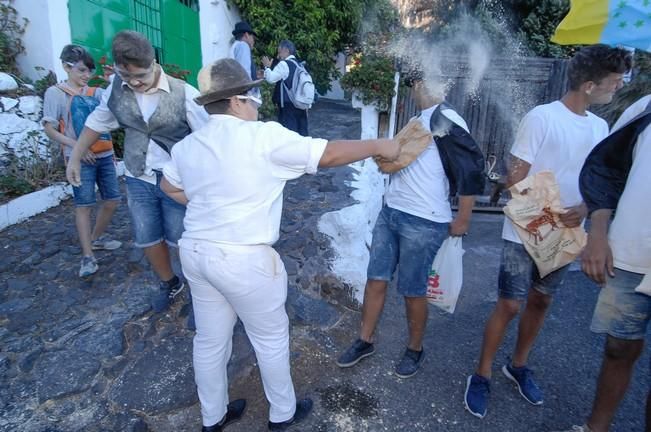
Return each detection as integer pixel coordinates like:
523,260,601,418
476,298,521,378
91,200,119,241
360,279,389,342
512,289,552,367
144,242,175,281
405,297,428,351
75,206,94,257
586,336,643,432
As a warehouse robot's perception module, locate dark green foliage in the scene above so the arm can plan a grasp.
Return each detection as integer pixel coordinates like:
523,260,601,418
230,0,397,94
0,0,27,74
340,53,396,109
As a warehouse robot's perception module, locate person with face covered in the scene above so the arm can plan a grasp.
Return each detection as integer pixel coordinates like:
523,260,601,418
66,30,209,314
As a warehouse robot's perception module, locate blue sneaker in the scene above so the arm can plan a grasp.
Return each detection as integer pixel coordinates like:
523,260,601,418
464,374,490,418
336,339,375,368
394,348,424,378
502,364,543,405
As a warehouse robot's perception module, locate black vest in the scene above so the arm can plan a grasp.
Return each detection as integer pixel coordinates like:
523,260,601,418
272,58,298,107
580,98,651,213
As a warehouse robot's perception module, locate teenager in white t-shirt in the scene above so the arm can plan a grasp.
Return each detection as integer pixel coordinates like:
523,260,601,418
159,59,400,432
559,95,651,432
464,45,633,420
336,76,482,378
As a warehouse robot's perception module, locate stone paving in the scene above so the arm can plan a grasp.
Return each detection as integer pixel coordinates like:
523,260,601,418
0,99,360,432
1,99,649,432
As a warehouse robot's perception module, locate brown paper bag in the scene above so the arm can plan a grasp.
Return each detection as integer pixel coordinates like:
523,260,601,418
503,171,587,277
375,119,432,173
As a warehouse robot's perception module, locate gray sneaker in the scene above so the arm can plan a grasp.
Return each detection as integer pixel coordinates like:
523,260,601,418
79,256,98,277
91,235,122,251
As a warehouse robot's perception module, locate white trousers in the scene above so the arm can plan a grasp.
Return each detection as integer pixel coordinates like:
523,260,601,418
179,239,297,426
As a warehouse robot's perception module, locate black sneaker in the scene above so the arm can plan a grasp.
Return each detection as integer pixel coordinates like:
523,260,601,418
268,398,313,431
336,339,375,368
394,348,424,378
151,275,185,313
201,399,246,431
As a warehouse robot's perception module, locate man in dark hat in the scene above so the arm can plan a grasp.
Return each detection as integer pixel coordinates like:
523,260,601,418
160,58,407,431
230,21,259,97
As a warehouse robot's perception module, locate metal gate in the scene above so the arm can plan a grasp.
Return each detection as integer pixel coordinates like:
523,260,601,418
68,0,202,86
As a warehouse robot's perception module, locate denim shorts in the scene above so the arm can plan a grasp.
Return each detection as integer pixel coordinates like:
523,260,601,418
72,155,121,207
498,240,569,300
367,206,449,297
591,269,649,340
125,172,186,248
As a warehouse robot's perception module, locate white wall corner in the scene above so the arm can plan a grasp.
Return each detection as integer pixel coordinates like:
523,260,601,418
14,0,71,82
199,0,242,66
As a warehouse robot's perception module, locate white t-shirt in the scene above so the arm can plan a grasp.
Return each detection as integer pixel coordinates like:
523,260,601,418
163,115,327,245
502,100,609,243
608,95,651,274
384,104,469,223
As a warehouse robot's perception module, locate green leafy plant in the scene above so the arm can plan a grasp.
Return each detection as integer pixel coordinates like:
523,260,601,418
0,0,27,74
340,53,396,110
33,66,57,97
231,0,384,95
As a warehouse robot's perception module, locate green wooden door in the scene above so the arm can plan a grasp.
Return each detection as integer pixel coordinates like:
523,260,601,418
68,0,201,86
160,0,202,86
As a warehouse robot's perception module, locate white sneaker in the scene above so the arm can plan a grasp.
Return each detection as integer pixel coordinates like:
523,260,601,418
79,256,98,277
91,235,122,251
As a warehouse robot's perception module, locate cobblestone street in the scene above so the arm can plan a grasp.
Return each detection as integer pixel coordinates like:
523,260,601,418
1,100,648,432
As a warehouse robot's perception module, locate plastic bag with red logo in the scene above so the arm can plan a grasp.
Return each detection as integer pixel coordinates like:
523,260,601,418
426,236,465,313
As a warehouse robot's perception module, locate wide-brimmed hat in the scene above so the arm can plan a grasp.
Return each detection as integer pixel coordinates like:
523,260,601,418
195,58,264,106
232,21,257,37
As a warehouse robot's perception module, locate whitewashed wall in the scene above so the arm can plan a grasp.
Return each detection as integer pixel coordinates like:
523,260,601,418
14,0,71,82
198,0,242,65
323,52,346,100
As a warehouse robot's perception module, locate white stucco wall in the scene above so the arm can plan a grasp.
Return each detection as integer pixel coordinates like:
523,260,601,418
198,0,242,65
14,0,71,82
318,102,386,303
323,52,346,100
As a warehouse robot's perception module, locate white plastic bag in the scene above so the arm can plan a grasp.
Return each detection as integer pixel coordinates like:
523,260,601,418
426,236,465,313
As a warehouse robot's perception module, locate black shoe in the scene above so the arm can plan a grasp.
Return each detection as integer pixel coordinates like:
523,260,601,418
151,275,185,313
268,398,313,431
201,399,246,431
336,339,375,368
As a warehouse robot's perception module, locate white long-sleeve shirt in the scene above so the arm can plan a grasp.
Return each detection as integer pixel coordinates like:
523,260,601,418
263,55,296,83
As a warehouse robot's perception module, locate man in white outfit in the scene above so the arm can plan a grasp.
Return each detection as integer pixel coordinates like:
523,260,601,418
160,59,401,431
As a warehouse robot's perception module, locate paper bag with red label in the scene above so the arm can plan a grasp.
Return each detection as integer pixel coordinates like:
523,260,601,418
503,171,587,278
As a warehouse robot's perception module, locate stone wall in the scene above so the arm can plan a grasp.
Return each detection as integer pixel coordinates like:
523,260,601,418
0,73,51,172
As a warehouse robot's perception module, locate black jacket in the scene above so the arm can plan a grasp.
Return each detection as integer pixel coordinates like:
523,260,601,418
580,99,651,214
430,102,485,197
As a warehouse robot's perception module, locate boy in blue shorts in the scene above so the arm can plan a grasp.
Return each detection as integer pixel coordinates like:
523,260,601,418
43,45,121,278
464,45,632,419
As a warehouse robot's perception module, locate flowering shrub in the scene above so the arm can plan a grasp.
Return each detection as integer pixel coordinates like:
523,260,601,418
340,53,396,110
